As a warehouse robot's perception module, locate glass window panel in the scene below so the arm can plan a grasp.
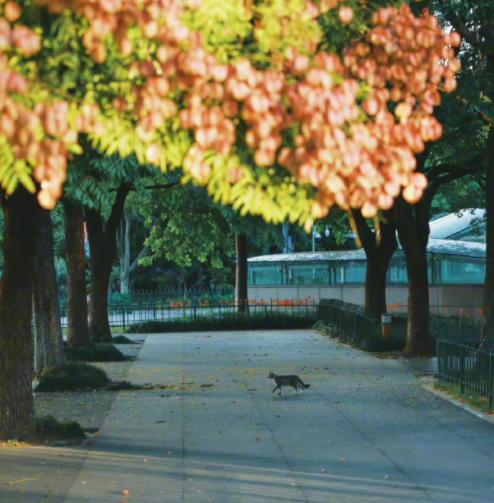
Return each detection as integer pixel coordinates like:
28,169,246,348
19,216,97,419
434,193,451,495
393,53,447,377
248,263,283,286
343,260,367,284
331,260,366,284
434,254,485,284
286,262,329,285
387,251,408,284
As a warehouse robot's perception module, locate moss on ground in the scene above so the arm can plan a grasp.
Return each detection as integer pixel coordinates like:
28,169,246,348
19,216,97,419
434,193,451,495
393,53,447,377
35,415,86,440
435,381,494,414
65,343,126,362
35,363,110,392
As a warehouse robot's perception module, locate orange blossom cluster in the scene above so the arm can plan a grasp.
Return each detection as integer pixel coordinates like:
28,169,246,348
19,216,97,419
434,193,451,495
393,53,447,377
0,0,461,218
0,2,101,208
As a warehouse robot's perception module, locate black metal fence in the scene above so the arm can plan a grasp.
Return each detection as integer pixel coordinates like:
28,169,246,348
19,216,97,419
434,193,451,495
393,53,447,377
437,338,494,408
316,299,394,351
60,300,319,331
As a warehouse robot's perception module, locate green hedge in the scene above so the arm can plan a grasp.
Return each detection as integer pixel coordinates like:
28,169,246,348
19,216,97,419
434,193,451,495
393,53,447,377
35,363,110,392
36,415,85,440
126,312,316,333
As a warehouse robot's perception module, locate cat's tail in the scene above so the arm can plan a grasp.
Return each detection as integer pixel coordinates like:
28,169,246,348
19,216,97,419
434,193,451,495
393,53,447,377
299,379,310,389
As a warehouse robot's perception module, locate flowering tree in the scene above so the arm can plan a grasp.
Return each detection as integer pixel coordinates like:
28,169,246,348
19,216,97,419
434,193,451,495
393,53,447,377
0,0,461,440
0,0,460,222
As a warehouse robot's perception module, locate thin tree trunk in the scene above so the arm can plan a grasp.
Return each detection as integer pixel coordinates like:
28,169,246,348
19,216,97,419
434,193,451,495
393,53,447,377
0,188,39,441
364,256,389,318
482,125,494,339
89,252,112,342
393,194,434,357
235,233,249,313
352,210,397,319
64,202,90,348
118,215,131,294
403,245,433,356
86,183,132,342
33,209,65,373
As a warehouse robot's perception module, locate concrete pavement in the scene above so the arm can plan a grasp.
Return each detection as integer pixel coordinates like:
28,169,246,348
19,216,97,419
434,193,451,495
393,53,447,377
1,329,494,502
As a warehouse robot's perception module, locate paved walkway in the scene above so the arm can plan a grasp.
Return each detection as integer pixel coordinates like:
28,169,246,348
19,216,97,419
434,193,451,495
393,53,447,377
2,330,494,502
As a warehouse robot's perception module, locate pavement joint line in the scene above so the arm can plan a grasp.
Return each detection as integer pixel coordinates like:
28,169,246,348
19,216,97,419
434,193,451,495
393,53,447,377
318,354,437,502
222,334,312,503
59,338,147,503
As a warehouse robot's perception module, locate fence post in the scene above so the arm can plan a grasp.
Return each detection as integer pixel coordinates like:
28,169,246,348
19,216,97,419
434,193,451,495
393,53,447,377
194,306,196,322
153,303,156,320
489,352,493,409
460,344,465,394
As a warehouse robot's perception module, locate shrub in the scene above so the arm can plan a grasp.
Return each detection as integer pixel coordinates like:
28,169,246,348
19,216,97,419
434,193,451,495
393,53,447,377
64,344,126,362
35,363,110,392
112,335,137,344
35,415,85,440
126,312,316,334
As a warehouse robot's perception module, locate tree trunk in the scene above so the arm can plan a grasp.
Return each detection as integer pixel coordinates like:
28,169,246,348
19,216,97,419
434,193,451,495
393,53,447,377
86,183,132,342
89,250,112,342
118,215,131,294
33,209,65,373
64,202,90,348
482,125,494,339
403,244,433,356
0,188,39,441
364,256,389,318
235,233,249,313
352,210,397,319
393,193,434,357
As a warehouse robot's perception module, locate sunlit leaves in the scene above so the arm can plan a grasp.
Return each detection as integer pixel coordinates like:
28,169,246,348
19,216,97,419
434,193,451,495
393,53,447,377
0,0,461,226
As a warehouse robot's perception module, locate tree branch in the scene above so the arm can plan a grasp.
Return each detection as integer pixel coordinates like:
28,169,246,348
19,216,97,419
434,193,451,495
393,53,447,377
106,183,132,236
350,208,375,251
426,170,474,206
129,245,150,274
108,182,180,193
437,0,480,50
427,155,484,183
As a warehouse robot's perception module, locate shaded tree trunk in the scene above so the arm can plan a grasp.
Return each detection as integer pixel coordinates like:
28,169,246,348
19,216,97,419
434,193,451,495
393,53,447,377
88,243,113,342
352,210,397,319
393,192,435,357
482,126,494,339
0,188,39,441
33,209,65,373
117,214,148,295
118,215,131,294
64,202,90,348
235,233,249,313
86,183,132,342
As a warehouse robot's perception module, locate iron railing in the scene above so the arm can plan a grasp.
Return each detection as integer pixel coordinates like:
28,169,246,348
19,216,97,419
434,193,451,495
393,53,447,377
60,300,319,331
437,338,494,408
318,299,406,351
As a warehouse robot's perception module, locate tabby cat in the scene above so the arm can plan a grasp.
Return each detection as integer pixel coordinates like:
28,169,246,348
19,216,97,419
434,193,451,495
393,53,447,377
268,372,311,395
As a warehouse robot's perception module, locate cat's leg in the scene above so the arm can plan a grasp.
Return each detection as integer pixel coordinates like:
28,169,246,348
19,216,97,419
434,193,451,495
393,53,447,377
272,386,278,393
